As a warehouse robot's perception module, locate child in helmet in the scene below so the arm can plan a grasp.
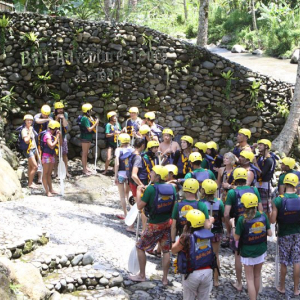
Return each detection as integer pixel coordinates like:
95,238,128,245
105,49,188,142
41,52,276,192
200,179,224,286
172,136,193,178
103,111,122,175
42,120,61,197
234,193,271,299
50,102,70,178
271,173,300,296
158,128,180,165
20,114,39,189
123,107,142,143
114,133,134,227
172,209,215,299
80,103,99,175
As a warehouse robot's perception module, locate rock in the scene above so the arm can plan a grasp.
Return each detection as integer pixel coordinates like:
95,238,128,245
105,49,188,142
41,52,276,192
290,49,300,64
0,273,17,300
241,116,257,124
0,144,19,169
156,83,165,91
109,274,123,287
252,49,263,55
9,73,22,81
0,158,23,202
100,277,109,285
96,287,130,299
71,254,83,266
202,61,215,70
82,252,94,266
221,35,233,44
129,281,156,291
231,45,245,53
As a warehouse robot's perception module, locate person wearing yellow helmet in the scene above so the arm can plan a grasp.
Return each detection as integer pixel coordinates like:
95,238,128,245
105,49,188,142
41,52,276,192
172,136,193,178
41,120,61,197
123,107,142,141
206,141,223,177
232,128,252,159
130,165,176,286
158,128,180,165
234,193,271,300
271,173,300,296
172,209,215,299
224,167,263,291
50,102,70,178
278,157,300,195
165,164,179,181
18,114,39,189
143,140,160,175
33,105,52,134
79,103,99,175
193,142,213,171
137,124,158,150
144,111,164,142
200,179,224,286
103,111,122,175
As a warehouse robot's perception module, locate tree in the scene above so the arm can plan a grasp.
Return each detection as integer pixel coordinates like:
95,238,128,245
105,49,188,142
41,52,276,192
183,0,188,21
251,0,258,31
272,52,300,154
196,0,209,47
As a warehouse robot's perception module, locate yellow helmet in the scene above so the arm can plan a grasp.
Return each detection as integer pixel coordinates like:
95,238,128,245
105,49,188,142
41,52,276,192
240,150,254,163
186,209,205,228
202,179,217,194
54,102,64,109
82,103,92,113
48,120,60,129
238,128,251,139
283,173,299,187
118,133,131,144
147,140,159,148
165,164,178,176
139,124,150,135
129,107,139,113
23,114,33,121
144,112,155,120
281,157,296,169
152,165,168,180
194,142,207,152
107,111,117,120
241,193,258,208
206,141,218,150
41,105,51,116
162,128,174,137
233,167,248,180
181,135,194,145
183,178,199,194
189,152,202,163
258,139,272,149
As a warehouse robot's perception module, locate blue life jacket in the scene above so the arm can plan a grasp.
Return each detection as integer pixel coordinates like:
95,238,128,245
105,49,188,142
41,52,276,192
143,152,159,173
105,122,120,144
33,113,49,134
232,144,251,158
177,201,199,229
201,199,222,230
119,150,132,172
39,130,55,155
204,155,214,171
177,152,192,176
242,214,267,245
249,164,261,186
211,154,223,177
191,170,210,185
126,153,149,183
177,228,214,274
77,115,91,134
16,124,38,152
126,119,140,136
277,196,300,224
231,187,255,220
151,124,164,142
257,152,279,182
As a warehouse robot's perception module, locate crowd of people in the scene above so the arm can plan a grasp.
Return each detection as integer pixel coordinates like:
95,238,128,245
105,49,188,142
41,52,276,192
18,104,300,299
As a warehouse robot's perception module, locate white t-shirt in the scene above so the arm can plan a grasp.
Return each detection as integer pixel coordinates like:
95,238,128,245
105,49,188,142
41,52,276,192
115,146,134,177
21,127,36,150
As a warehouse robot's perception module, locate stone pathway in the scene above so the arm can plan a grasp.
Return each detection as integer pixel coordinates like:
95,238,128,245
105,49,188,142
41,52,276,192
1,161,299,299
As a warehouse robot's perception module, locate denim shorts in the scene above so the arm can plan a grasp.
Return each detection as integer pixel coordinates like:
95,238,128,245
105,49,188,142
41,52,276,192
23,148,36,159
118,175,127,184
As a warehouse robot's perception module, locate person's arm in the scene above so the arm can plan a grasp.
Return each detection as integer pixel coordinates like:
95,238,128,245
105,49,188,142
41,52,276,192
171,236,184,255
35,117,51,124
260,158,273,178
270,199,278,224
22,128,32,144
136,185,147,210
234,217,242,241
87,118,99,132
217,167,224,188
246,169,254,186
172,150,180,165
278,185,285,195
171,220,177,242
114,149,119,184
46,132,60,149
224,203,232,238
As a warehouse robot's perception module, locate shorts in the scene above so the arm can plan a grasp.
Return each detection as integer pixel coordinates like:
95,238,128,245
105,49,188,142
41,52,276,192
107,142,117,150
241,252,266,266
257,187,270,213
129,180,148,197
42,155,55,164
278,233,300,266
81,139,91,144
136,219,172,253
211,232,223,243
23,148,36,159
62,139,68,155
118,175,127,184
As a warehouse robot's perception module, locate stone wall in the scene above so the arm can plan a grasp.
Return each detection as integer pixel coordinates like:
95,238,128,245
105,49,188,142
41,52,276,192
0,12,294,158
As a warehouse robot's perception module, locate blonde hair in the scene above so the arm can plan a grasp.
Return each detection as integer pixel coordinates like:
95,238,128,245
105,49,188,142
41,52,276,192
243,207,256,222
200,189,215,201
224,152,237,166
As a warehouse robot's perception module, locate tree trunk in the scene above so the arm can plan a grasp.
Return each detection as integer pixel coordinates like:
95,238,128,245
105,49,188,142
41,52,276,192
196,0,209,47
251,0,258,31
272,52,300,154
104,0,111,21
183,0,188,21
115,0,120,22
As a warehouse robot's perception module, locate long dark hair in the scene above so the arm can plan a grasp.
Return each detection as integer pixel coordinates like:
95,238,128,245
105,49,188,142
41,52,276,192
181,221,199,253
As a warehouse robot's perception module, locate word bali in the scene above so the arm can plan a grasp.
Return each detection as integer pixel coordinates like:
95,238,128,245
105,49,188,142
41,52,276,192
20,49,168,67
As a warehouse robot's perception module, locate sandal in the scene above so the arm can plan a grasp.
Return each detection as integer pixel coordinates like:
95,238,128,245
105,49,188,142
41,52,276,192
221,236,230,248
116,214,125,220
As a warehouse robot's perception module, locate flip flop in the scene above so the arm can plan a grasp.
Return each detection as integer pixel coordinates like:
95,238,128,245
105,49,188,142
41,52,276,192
116,214,125,220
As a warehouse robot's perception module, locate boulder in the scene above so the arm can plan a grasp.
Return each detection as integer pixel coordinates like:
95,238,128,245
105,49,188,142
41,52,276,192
290,49,300,64
0,144,19,170
252,49,263,55
220,35,233,44
231,45,245,53
0,273,16,300
0,158,23,202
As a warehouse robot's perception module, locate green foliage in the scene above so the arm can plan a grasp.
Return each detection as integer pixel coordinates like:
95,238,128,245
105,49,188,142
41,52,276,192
246,80,261,103
256,100,265,110
221,70,236,100
33,72,52,96
140,97,151,107
0,87,16,113
185,25,197,38
229,117,239,131
23,32,40,50
9,283,21,294
0,15,11,28
0,15,11,55
276,101,289,118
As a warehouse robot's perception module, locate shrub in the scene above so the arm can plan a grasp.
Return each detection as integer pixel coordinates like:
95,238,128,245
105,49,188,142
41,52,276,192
185,24,197,39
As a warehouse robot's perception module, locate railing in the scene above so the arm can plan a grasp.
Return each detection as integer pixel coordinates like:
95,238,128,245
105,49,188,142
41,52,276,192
0,1,15,11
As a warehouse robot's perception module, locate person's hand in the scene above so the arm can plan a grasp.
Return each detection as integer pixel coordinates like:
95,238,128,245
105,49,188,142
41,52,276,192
114,177,118,185
213,167,219,172
95,119,99,125
137,185,146,192
56,130,61,137
222,182,231,189
209,216,215,224
29,126,33,132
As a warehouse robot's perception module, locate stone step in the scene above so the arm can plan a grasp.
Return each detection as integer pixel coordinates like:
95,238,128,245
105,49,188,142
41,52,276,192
44,263,124,294
0,226,49,259
20,243,94,276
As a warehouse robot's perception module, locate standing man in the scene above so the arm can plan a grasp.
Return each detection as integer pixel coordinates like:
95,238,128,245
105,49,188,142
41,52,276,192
232,128,252,159
124,107,142,140
129,165,176,286
144,112,163,141
158,128,180,165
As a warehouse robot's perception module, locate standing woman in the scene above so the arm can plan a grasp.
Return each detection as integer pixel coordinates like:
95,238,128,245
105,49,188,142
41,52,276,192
234,193,272,299
42,121,60,197
21,114,38,189
206,141,223,177
80,103,99,175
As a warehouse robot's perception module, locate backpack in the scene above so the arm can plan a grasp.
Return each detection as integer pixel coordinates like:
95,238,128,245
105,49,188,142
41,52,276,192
126,153,149,183
16,124,37,153
277,195,300,224
151,124,164,142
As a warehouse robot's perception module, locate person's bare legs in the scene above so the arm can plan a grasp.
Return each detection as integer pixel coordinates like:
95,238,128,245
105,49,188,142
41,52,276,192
53,154,58,177
48,162,58,194
82,142,91,174
125,182,130,202
293,263,300,295
42,163,51,196
63,153,70,176
103,147,112,174
129,248,146,282
254,263,263,298
212,241,221,286
28,155,38,187
162,251,170,285
244,265,256,300
277,263,287,294
233,251,243,291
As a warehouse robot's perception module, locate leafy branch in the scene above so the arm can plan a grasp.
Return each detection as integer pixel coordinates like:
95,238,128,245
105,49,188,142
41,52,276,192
221,70,237,100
